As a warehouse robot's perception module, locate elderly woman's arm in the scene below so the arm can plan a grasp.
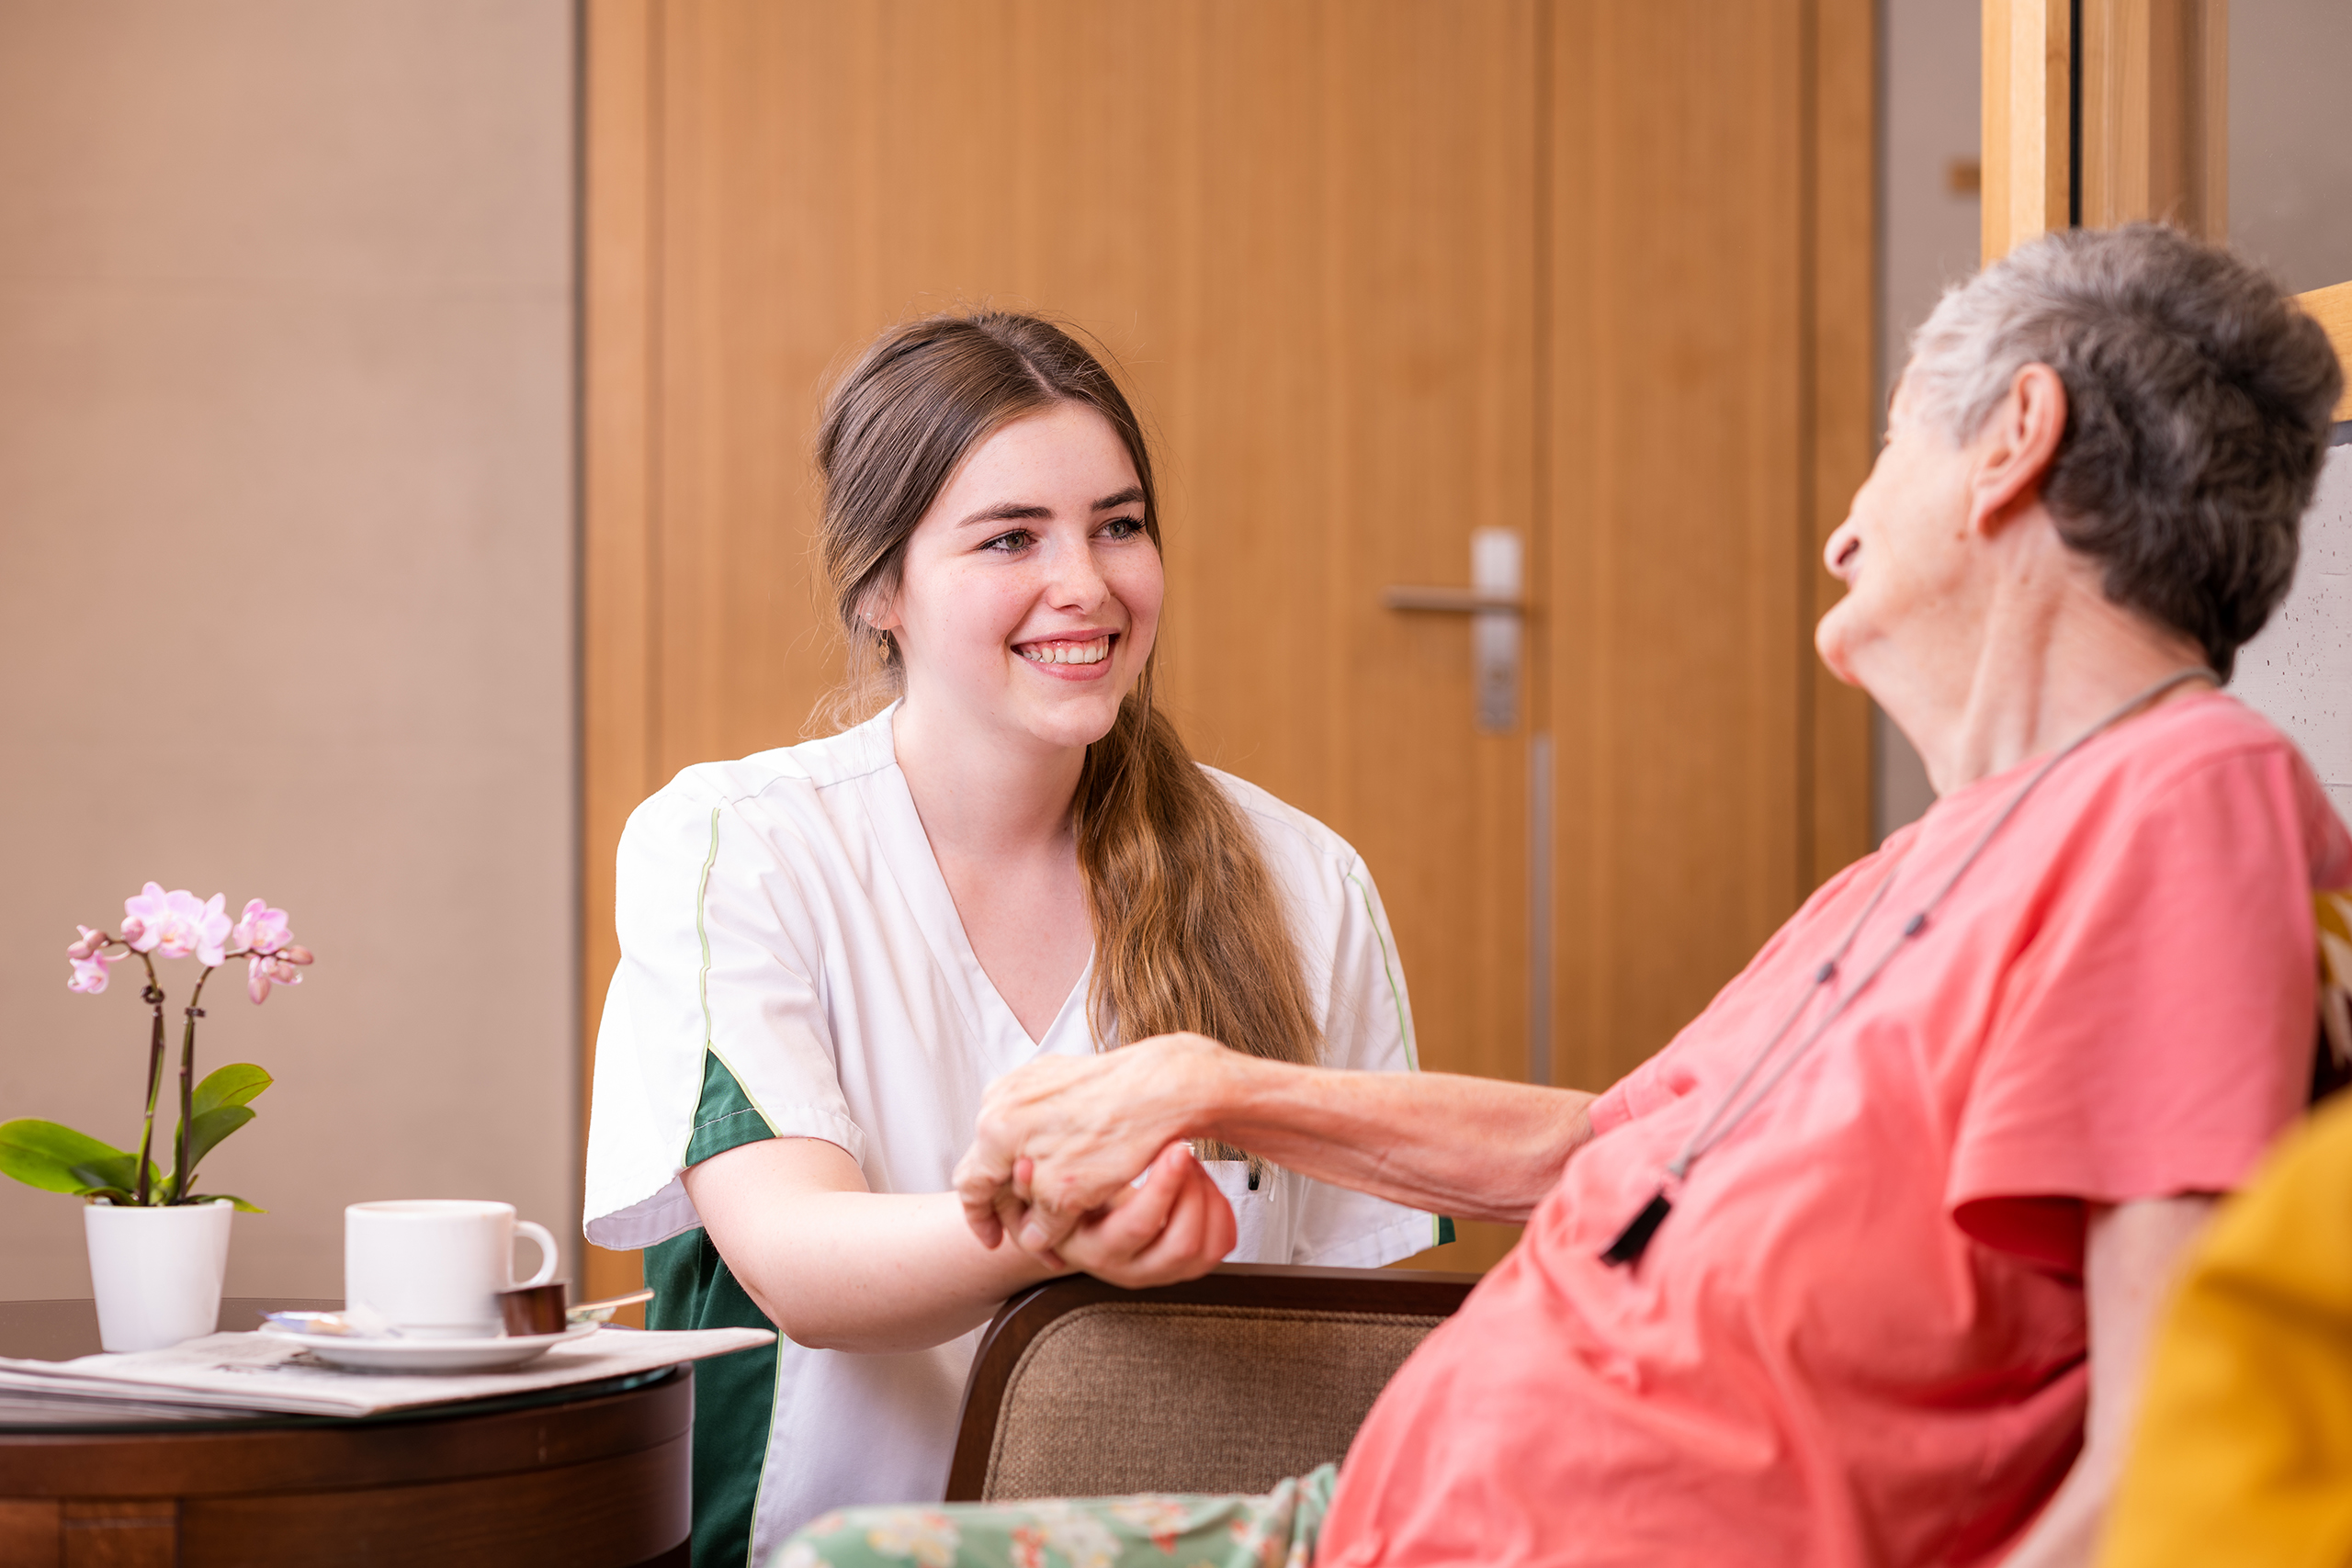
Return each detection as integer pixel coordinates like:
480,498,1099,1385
690,1134,1238,1352
955,1032,1596,1254
1998,1195,2218,1568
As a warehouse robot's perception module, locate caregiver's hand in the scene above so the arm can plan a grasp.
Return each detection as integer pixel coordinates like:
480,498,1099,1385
1052,1141,1237,1288
956,1032,1230,1255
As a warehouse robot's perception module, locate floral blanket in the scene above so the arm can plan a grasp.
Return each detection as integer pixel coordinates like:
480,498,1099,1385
776,1466,1335,1568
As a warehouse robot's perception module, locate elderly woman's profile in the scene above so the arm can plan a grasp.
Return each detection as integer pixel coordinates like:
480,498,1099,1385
785,224,2352,1568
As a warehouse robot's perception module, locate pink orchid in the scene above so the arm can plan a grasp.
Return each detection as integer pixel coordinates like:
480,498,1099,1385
232,898,294,956
67,952,118,994
246,953,303,1005
122,883,232,966
66,925,109,961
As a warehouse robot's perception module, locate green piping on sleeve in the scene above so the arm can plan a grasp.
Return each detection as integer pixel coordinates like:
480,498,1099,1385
1349,868,1419,1071
695,806,723,1049
1350,868,1453,1246
683,806,778,1168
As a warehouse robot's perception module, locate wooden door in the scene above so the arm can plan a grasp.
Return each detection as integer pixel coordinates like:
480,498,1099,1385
583,0,1874,1301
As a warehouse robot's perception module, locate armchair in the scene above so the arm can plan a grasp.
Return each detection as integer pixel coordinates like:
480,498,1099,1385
944,1262,1478,1503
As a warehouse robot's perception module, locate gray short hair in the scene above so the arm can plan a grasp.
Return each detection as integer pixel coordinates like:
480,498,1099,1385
1904,224,2343,680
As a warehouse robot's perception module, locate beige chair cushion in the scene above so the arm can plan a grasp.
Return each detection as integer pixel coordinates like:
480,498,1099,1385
979,1302,1448,1500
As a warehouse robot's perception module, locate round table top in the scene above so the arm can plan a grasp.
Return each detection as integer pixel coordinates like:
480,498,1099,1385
0,1297,676,1434
0,1296,339,1361
0,1302,694,1565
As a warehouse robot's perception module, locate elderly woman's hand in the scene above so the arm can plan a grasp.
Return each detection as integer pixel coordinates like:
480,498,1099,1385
956,1032,1233,1257
1043,1140,1238,1288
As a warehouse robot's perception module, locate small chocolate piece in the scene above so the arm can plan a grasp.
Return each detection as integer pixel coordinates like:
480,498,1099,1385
498,1280,569,1337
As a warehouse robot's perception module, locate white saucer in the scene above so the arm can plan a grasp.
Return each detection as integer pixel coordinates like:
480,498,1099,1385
258,1320,598,1373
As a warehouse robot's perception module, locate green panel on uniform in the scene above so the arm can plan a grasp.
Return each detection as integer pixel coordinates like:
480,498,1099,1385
1437,1215,1456,1247
650,1228,780,1568
685,1049,776,1168
660,1049,785,1567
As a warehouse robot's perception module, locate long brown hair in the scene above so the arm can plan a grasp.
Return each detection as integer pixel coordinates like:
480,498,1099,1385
814,312,1323,1101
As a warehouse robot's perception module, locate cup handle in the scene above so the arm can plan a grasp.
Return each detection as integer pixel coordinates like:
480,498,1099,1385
513,1220,559,1289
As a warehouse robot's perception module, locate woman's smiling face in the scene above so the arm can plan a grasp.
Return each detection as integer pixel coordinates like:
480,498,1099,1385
877,401,1164,752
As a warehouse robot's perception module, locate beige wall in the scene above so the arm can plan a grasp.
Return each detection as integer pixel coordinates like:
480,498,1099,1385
2233,0,2352,296
0,2,576,1298
1874,0,1980,840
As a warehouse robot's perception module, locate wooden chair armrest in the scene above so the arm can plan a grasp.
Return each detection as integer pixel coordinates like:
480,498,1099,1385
944,1263,1479,1501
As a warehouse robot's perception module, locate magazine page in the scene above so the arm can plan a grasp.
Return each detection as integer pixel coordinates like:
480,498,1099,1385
0,1325,774,1420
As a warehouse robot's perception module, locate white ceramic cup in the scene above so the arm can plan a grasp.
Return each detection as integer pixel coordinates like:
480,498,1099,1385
345,1200,559,1339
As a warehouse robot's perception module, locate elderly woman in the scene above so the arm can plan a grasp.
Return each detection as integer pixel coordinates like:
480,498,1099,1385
788,225,2348,1568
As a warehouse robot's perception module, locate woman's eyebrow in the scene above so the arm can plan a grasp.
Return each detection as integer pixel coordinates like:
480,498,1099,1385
955,501,1052,528
954,487,1144,529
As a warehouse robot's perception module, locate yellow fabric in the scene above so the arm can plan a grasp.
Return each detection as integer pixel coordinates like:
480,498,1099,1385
2098,1085,2352,1567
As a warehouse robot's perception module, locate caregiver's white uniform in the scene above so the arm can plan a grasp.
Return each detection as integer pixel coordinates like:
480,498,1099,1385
584,705,1442,1563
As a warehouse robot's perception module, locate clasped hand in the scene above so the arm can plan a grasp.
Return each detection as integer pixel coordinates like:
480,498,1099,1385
955,1033,1234,1282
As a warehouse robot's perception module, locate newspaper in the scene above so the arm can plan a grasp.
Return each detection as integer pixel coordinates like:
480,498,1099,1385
0,1325,775,1422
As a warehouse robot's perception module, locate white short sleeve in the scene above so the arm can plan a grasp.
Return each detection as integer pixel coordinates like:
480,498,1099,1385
1210,773,1451,1266
584,766,864,1250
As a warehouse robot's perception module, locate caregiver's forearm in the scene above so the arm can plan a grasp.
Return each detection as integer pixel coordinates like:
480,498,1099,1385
1193,1050,1595,1224
685,1138,1056,1355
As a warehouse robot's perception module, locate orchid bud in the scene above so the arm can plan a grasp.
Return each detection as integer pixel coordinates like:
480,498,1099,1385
120,917,145,944
271,958,299,984
283,946,314,965
247,967,270,1005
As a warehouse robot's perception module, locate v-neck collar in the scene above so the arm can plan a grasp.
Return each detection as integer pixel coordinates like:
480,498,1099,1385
859,704,1095,1056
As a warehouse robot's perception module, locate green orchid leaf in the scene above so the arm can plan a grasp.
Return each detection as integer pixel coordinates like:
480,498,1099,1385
79,1188,139,1205
68,1152,161,1195
176,1105,255,1181
185,1192,266,1213
0,1120,129,1196
192,1064,271,1117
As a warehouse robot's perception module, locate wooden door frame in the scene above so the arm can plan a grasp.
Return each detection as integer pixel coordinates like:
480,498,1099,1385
2302,283,2352,423
1980,1,2349,412
1982,0,2227,261
580,0,660,1308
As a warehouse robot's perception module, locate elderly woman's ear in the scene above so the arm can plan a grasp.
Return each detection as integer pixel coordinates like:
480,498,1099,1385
1964,362,2069,540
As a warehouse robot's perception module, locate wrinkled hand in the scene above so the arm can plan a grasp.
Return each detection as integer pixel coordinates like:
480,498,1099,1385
956,1032,1228,1257
1047,1141,1237,1288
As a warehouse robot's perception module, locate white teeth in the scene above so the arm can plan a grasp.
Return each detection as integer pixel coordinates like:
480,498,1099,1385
1023,638,1110,666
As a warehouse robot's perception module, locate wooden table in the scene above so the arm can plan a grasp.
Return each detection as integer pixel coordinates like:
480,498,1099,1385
0,1298,691,1568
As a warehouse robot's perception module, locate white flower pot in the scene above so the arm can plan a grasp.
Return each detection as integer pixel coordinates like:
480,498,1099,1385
84,1199,233,1353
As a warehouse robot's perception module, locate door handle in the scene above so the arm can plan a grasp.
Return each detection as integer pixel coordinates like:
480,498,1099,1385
1380,587,1524,613
1382,527,1523,731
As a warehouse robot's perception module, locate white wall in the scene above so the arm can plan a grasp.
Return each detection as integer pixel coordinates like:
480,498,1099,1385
0,2,577,1299
2236,446,2352,820
2202,0,2352,808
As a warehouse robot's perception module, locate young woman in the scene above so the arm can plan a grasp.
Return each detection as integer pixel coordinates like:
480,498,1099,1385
582,312,1445,1564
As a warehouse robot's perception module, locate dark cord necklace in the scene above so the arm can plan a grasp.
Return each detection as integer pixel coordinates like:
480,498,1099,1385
1600,667,2217,1268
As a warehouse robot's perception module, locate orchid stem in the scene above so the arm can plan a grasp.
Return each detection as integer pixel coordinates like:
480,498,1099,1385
131,953,164,1207
170,964,216,1205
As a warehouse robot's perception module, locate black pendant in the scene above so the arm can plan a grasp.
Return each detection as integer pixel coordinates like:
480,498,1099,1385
1600,1189,1673,1267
